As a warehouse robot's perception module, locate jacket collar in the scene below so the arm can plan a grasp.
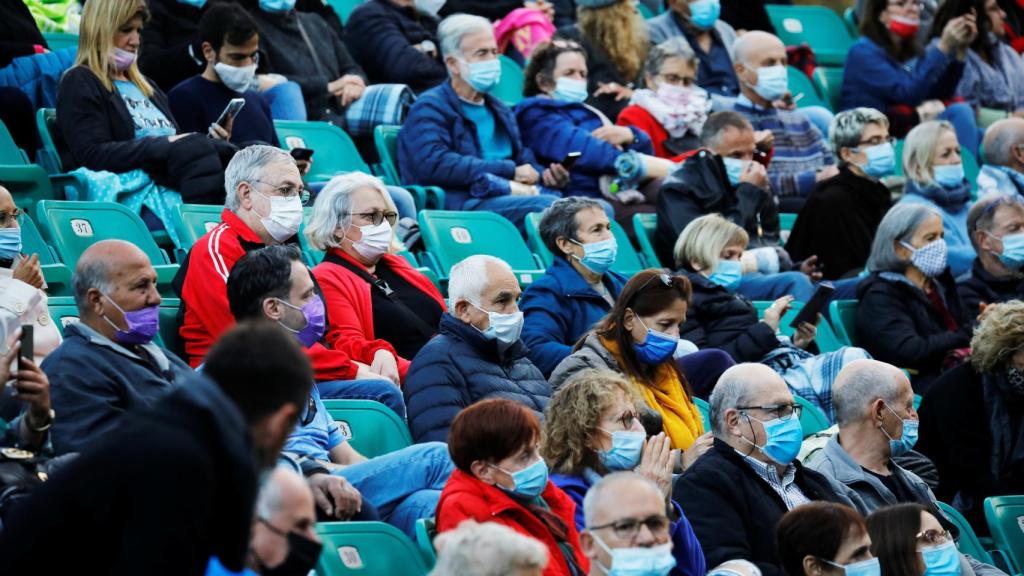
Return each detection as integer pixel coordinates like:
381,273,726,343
437,312,530,364
221,208,267,247
444,468,571,517
66,321,172,372
969,256,1024,289
549,257,626,301
822,434,896,498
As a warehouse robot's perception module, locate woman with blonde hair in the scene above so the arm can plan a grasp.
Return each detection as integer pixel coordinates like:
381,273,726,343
542,368,708,576
917,299,1024,533
554,0,650,120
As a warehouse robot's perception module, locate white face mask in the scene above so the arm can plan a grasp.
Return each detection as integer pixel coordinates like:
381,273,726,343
214,62,256,93
254,189,303,242
348,220,392,260
469,301,524,345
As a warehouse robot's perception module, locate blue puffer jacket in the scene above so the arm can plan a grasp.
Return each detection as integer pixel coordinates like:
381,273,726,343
515,96,654,198
403,313,551,443
0,47,76,109
397,81,542,209
520,257,628,377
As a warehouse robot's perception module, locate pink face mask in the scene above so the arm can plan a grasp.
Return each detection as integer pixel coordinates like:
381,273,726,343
110,47,136,72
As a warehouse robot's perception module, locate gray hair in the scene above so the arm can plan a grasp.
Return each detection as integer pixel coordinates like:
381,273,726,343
72,259,115,312
700,111,753,151
832,361,902,426
866,203,940,273
643,37,698,80
903,120,956,186
967,195,1024,250
538,196,606,257
303,172,395,251
448,255,513,306
829,108,890,165
708,364,761,436
224,145,295,212
582,472,663,528
982,118,1024,166
429,520,548,576
438,13,493,60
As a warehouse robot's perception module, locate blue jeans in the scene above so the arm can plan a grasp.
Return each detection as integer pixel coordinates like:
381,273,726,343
260,81,307,121
463,193,560,234
335,442,454,538
316,379,407,419
830,276,862,301
738,271,815,302
939,102,981,158
386,186,417,221
796,106,834,139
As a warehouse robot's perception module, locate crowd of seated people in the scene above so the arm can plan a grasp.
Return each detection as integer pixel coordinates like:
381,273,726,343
3,0,1024,574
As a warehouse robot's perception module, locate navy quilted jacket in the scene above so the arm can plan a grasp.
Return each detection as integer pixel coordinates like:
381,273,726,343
403,313,551,443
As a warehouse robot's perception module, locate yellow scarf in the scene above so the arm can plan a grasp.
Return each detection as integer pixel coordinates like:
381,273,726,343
602,336,705,450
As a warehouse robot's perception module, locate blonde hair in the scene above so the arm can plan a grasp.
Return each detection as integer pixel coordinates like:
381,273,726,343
541,369,643,476
674,213,749,270
971,300,1024,373
903,120,956,186
76,0,153,97
578,1,650,83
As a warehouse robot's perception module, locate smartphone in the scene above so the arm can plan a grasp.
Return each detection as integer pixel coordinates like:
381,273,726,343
290,147,314,162
561,151,582,171
215,97,246,128
789,282,835,329
18,324,32,373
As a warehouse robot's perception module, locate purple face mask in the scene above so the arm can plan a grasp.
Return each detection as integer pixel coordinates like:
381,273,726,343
101,293,160,345
110,47,137,72
277,296,326,348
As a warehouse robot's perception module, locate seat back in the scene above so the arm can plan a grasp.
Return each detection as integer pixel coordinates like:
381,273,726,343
19,212,72,296
524,212,646,275
766,5,854,66
322,399,412,458
843,7,859,37
984,496,1024,573
274,120,371,183
828,299,858,347
693,397,711,431
0,120,29,164
812,66,845,112
751,300,844,353
36,108,63,174
418,210,543,284
47,296,80,335
173,204,223,250
494,55,525,106
935,501,994,564
786,67,829,111
632,213,664,268
0,165,58,218
298,207,325,266
42,32,79,51
795,394,831,437
323,0,363,24
413,518,437,568
36,200,172,266
373,125,402,186
315,521,429,576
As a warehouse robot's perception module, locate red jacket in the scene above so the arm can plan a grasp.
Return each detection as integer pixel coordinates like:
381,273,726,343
617,104,687,161
436,469,589,576
179,209,364,381
312,249,447,382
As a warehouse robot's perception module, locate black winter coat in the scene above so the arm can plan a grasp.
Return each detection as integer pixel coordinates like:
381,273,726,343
673,439,852,576
956,258,1024,326
345,0,446,93
403,313,552,443
656,150,778,267
138,0,205,93
855,271,970,393
678,269,780,363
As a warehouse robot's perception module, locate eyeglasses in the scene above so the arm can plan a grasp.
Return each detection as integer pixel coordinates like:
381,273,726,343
0,208,24,228
250,179,309,203
915,529,952,546
604,410,640,431
346,210,399,227
855,135,895,148
655,73,696,87
588,514,671,539
737,403,803,421
630,273,673,304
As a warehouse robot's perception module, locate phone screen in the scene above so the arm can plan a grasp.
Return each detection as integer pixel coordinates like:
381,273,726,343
216,98,246,127
789,283,835,329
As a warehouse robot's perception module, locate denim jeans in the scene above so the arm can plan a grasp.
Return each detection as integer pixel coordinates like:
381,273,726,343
335,442,454,538
316,379,407,419
738,271,815,302
386,185,417,221
939,102,981,158
260,81,307,121
463,193,560,234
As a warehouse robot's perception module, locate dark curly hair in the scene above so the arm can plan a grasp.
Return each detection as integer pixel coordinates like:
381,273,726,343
522,40,588,97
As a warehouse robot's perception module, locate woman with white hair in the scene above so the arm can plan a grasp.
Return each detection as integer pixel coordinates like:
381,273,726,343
856,203,971,394
307,172,446,386
896,120,976,277
429,520,549,576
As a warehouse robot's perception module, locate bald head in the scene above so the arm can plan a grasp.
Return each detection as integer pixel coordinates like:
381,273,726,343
709,363,788,436
833,359,908,426
733,31,785,66
583,472,664,528
983,118,1024,168
73,240,160,338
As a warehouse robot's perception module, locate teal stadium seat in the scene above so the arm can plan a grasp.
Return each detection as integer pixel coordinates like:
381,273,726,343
322,399,412,459
19,212,72,296
632,213,664,268
315,521,429,576
786,67,829,111
766,5,854,67
494,55,525,107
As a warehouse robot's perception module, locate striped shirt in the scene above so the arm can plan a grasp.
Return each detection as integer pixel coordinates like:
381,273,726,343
736,450,812,510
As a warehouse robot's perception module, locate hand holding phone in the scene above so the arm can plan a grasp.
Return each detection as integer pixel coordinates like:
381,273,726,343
18,325,33,374
561,151,582,171
215,97,246,128
789,282,834,329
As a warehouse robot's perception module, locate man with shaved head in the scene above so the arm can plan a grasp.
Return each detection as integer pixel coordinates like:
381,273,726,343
674,364,851,575
42,239,191,454
977,117,1024,197
730,31,837,212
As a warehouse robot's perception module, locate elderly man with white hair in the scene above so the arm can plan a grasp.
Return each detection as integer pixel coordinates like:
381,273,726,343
396,13,569,232
977,117,1024,197
403,254,550,443
673,363,853,576
729,31,837,212
429,520,549,576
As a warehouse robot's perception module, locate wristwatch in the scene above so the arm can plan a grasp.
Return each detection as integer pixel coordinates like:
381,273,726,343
26,409,54,432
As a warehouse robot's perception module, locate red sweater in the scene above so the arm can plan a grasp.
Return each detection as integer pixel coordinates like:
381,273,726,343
436,469,589,576
312,249,447,383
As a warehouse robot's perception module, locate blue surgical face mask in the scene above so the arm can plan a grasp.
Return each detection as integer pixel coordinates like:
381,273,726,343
598,429,645,471
747,64,788,102
857,141,896,179
258,0,296,12
593,535,677,576
722,157,748,187
822,557,882,576
987,231,1024,271
688,0,721,29
462,58,502,93
922,541,961,576
632,314,679,365
492,457,549,499
0,228,22,261
742,412,803,465
470,302,524,345
553,77,589,104
880,403,919,458
933,163,965,189
573,237,618,275
708,259,743,292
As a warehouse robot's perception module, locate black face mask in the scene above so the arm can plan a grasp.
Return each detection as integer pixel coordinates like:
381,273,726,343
256,523,322,576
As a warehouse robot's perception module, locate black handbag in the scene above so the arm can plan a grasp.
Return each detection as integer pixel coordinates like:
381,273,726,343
0,448,76,524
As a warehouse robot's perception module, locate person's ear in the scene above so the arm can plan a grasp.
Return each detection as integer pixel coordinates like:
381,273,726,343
86,287,105,317
622,308,636,332
238,182,255,211
454,299,473,323
894,240,911,260
803,555,823,576
871,398,887,427
202,41,216,64
536,72,555,94
470,460,496,484
445,55,462,78
839,147,856,165
263,297,284,321
580,531,598,560
555,235,577,258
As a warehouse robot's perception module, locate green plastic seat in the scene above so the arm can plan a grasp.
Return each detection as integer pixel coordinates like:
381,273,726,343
0,164,60,219
274,120,370,183
172,204,223,250
414,518,437,568
417,210,545,285
0,120,29,165
32,109,90,200
693,397,711,431
935,501,994,564
779,212,798,233
843,7,859,38
637,2,655,19
766,5,854,67
984,496,1024,573
494,55,525,107
524,212,647,276
315,521,429,576
322,399,412,459
323,0,363,24
632,213,664,268
35,200,179,295
786,66,829,111
19,212,71,296
751,300,845,353
812,66,845,112
795,394,831,437
828,299,858,347
42,32,79,51
47,296,80,336
371,124,446,210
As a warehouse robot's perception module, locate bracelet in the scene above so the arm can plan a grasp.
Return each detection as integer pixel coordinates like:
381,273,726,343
26,409,54,432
